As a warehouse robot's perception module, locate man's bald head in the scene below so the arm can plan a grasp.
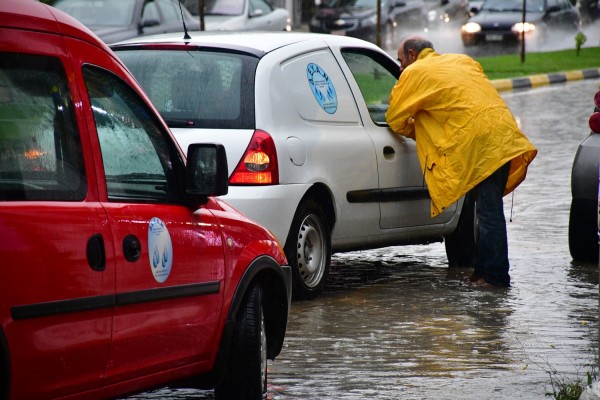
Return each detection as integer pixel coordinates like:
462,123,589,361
397,36,434,72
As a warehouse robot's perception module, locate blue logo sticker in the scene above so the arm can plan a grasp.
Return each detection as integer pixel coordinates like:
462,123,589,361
307,63,338,114
148,217,173,283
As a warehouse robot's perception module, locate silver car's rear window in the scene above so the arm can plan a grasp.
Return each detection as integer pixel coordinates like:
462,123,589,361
117,48,258,129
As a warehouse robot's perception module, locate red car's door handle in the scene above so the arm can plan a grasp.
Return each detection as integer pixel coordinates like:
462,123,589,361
86,234,106,271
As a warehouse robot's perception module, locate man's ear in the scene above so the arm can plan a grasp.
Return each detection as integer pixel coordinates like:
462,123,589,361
408,48,417,62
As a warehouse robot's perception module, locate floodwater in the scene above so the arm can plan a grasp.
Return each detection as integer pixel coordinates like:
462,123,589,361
127,80,600,399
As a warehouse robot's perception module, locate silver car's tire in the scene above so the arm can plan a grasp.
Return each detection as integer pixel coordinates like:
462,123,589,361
284,199,331,300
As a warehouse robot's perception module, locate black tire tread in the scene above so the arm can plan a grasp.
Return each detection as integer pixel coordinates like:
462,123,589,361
215,284,265,400
568,198,599,263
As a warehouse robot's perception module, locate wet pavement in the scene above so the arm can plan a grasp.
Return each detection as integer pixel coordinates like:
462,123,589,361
126,79,600,399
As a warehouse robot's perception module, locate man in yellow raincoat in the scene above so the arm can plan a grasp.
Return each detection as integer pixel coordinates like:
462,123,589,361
386,36,537,288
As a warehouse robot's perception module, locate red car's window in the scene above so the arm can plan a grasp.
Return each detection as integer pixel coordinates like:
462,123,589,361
0,52,86,201
83,65,182,204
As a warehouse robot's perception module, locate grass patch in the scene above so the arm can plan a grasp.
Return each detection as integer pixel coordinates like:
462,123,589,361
476,47,600,80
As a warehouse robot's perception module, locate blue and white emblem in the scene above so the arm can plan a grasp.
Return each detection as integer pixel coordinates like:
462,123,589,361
148,217,173,283
307,63,338,114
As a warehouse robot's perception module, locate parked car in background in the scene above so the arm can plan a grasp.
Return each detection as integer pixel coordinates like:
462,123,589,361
308,0,427,49
0,1,291,399
461,0,581,47
51,0,200,44
467,0,483,15
569,89,600,263
424,0,468,30
578,0,600,23
181,0,291,31
112,31,476,300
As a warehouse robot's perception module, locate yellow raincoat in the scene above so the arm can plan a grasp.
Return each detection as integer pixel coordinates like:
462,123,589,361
386,48,537,217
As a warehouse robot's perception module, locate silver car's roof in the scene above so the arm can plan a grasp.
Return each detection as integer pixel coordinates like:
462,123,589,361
112,30,383,55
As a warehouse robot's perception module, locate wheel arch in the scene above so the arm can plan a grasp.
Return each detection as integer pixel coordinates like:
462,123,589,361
211,255,290,386
296,183,336,236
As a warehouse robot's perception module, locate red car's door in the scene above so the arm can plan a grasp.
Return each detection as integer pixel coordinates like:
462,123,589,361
0,31,114,398
73,48,226,383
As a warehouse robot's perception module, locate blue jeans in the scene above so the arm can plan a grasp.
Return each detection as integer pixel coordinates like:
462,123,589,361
471,162,511,287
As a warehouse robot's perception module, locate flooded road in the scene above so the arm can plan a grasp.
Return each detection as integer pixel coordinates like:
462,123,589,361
127,79,600,399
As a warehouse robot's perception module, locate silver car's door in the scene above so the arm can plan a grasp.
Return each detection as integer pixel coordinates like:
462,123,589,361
335,47,457,228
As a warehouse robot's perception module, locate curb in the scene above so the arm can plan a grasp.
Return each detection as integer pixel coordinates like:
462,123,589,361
492,68,600,92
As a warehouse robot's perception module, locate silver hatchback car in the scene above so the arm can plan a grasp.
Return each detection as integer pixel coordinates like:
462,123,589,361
112,31,474,300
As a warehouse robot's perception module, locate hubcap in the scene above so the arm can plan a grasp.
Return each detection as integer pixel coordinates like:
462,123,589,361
296,214,326,288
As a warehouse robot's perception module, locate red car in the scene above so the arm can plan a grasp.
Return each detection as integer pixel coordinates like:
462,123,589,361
0,1,291,399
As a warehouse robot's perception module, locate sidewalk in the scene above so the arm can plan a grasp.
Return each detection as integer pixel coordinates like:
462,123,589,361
492,67,600,92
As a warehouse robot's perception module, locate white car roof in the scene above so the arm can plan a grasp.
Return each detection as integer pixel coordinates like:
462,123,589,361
112,31,383,55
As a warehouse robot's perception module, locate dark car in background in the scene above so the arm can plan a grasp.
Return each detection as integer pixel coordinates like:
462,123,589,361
52,0,200,44
467,0,483,14
579,0,600,22
424,0,468,30
569,89,600,264
461,0,581,47
309,0,427,49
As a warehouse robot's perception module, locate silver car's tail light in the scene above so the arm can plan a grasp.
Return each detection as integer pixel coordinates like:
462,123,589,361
229,130,279,185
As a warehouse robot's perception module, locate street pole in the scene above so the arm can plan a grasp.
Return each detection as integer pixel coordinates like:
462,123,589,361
199,0,205,31
376,0,382,47
520,0,526,63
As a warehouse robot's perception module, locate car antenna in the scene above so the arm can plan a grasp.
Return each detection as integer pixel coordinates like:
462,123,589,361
177,0,192,40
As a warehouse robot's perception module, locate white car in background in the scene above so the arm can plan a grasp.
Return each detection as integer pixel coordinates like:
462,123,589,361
52,0,201,44
112,31,474,300
181,0,291,31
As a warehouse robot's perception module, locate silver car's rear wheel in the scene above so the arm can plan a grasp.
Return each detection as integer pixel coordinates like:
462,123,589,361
297,214,327,288
285,199,331,300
